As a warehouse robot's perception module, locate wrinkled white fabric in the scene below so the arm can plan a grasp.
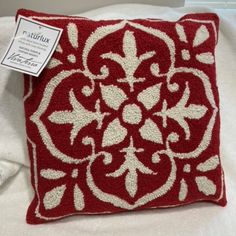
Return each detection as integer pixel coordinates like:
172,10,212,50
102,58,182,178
0,160,21,185
0,4,235,235
0,17,28,177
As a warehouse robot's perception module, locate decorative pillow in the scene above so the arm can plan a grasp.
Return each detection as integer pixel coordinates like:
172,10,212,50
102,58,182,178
16,9,226,224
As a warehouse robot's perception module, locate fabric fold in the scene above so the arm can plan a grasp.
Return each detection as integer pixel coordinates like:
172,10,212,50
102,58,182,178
0,160,21,186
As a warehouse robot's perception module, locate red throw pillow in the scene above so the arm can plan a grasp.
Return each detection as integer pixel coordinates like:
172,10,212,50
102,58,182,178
17,9,226,224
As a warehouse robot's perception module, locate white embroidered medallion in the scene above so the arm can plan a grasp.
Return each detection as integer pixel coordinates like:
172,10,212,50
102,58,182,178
29,19,221,218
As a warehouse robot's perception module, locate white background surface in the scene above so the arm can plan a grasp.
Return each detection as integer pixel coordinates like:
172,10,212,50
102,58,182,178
0,0,184,16
185,0,236,9
0,4,235,236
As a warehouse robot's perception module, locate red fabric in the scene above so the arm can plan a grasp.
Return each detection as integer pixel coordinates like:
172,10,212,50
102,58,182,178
16,9,226,224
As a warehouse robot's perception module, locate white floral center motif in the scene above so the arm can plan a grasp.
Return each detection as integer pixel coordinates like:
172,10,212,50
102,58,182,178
100,83,163,147
122,104,142,124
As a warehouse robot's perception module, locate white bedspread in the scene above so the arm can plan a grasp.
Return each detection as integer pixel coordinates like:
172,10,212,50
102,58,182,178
0,4,235,236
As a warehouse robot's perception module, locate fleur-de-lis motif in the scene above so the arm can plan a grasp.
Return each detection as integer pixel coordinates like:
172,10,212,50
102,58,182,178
106,137,157,197
48,89,110,145
101,30,156,92
154,82,207,140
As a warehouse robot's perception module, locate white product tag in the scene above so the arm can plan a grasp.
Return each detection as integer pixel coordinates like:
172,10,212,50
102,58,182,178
0,15,63,77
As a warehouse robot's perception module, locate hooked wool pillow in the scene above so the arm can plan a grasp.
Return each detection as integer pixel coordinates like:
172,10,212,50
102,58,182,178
16,9,226,224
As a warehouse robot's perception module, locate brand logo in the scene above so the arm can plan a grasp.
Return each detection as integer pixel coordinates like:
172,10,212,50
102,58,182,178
23,31,50,43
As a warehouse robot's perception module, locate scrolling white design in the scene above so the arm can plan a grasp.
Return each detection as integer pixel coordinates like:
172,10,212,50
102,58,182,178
154,82,207,140
28,19,222,216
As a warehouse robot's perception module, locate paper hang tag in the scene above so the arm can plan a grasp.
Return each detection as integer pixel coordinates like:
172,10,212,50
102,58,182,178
0,15,63,77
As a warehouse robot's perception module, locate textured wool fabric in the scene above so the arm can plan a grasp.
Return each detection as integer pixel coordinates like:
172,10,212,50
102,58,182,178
16,9,226,224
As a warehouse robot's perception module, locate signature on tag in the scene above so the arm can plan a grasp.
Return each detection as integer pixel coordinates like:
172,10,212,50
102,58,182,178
7,52,42,67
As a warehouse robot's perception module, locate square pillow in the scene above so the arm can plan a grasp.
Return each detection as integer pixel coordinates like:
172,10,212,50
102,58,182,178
16,9,226,224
